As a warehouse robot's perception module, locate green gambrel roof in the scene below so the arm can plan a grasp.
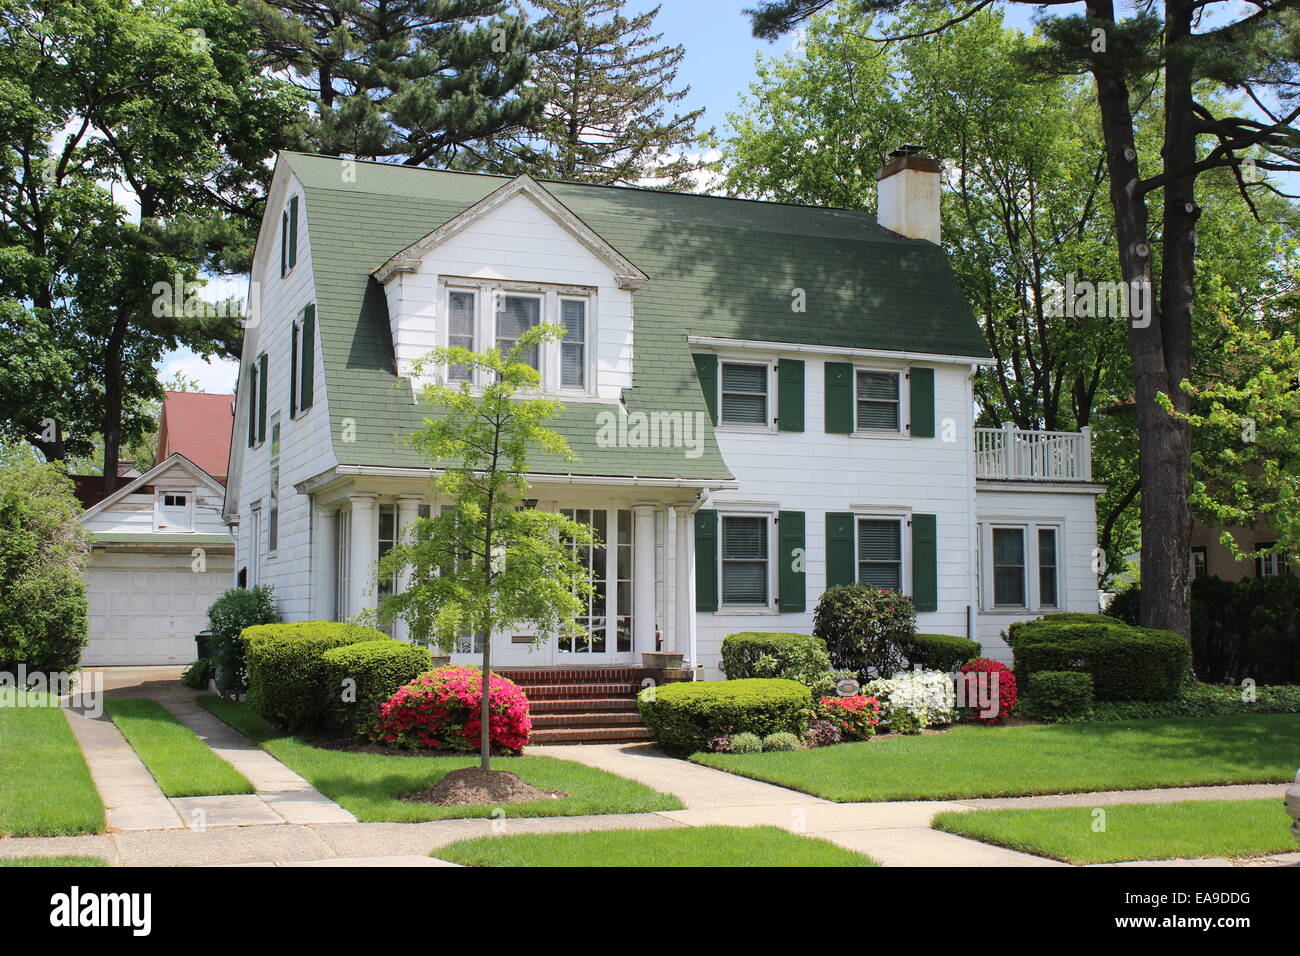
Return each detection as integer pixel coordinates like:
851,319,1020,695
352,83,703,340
281,151,989,480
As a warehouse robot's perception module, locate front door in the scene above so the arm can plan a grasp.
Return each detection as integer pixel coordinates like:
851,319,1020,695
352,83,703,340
482,507,637,668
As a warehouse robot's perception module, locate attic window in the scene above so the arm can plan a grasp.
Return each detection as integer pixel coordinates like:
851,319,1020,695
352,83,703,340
163,494,187,507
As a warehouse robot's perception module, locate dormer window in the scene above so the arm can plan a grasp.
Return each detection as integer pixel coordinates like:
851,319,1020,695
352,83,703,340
442,280,594,394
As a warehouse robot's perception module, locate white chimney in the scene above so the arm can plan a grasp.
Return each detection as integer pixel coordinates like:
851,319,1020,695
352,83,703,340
876,145,941,244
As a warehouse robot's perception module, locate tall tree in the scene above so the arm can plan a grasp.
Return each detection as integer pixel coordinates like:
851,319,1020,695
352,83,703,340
474,0,712,187
747,0,1300,638
377,326,594,772
245,0,559,166
0,0,303,493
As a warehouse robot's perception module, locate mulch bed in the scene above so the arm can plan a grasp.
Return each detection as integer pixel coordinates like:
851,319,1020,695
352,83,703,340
402,767,566,807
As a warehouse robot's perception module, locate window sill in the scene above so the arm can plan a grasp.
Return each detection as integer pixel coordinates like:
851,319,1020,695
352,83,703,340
715,606,779,616
716,423,777,434
849,430,909,440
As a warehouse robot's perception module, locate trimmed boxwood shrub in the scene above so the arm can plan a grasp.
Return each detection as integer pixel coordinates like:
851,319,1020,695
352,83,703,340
321,640,432,734
241,622,391,731
637,678,811,753
721,632,831,689
813,584,915,679
1008,614,1190,701
1026,670,1095,721
906,633,980,671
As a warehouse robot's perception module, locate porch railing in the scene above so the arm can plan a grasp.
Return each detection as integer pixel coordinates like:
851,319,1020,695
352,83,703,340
974,424,1092,482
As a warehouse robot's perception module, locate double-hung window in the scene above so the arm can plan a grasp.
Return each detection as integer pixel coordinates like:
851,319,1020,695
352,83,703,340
720,362,769,426
856,370,901,432
721,515,770,606
496,293,541,369
1256,543,1283,578
1037,527,1058,607
857,518,903,591
268,419,281,554
992,527,1025,607
447,290,476,382
560,298,587,388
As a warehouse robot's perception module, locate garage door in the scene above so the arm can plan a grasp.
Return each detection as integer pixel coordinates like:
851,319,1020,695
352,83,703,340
84,549,234,665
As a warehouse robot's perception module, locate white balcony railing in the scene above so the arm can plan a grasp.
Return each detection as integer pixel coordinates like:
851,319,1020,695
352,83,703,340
974,424,1092,482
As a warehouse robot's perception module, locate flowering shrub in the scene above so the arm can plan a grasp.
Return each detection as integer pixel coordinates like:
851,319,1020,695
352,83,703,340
706,734,733,753
958,658,1018,724
861,668,956,730
804,719,843,748
371,665,531,753
817,694,881,741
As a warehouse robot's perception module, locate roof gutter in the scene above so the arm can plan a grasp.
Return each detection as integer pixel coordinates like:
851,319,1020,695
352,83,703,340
296,464,738,496
686,335,996,367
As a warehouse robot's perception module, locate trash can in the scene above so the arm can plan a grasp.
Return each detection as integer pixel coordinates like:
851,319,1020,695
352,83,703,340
195,629,214,660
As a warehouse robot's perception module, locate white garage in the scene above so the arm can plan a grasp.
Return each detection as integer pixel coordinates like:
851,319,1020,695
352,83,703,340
78,455,235,666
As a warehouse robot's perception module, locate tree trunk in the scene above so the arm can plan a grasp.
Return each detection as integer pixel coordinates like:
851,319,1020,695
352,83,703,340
100,315,129,497
479,614,492,772
1086,0,1192,640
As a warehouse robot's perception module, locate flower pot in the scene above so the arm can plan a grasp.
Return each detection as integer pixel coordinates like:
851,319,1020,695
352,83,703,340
641,651,684,670
429,653,452,668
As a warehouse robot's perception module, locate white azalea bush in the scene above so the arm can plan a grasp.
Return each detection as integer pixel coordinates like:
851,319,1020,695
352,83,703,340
861,668,956,730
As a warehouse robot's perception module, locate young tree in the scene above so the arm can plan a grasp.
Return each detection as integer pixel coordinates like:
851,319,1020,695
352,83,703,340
245,0,560,166
377,326,594,772
747,0,1300,638
475,0,712,187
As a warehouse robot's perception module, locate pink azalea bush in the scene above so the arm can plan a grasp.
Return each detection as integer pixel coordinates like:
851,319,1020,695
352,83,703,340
817,694,881,741
371,665,532,753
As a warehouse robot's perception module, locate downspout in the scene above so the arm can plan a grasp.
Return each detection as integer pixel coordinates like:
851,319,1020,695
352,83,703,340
966,364,981,650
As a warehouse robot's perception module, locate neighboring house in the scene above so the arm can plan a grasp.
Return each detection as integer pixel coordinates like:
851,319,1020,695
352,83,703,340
78,392,236,665
1191,518,1295,582
223,148,1105,680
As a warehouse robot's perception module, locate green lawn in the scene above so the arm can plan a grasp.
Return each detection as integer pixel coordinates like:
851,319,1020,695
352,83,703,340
934,798,1299,864
199,695,683,821
435,825,879,867
0,692,104,836
0,856,107,867
693,714,1300,802
105,699,253,797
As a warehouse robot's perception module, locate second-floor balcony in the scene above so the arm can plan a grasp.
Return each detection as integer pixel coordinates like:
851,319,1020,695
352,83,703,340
974,425,1093,482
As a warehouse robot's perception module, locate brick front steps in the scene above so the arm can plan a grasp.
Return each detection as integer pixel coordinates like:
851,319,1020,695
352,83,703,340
500,666,683,746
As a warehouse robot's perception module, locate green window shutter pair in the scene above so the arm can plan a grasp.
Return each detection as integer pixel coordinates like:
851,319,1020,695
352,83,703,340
693,354,718,425
289,321,298,419
824,511,939,611
777,359,804,432
299,304,315,411
777,510,805,611
257,353,268,444
824,362,936,436
694,509,718,611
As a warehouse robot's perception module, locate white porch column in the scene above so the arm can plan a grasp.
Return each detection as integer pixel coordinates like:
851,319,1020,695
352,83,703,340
313,503,338,621
632,504,658,655
348,494,378,621
675,508,696,668
394,495,423,641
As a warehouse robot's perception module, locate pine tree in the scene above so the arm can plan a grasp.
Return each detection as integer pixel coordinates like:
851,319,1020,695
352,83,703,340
477,0,712,188
244,0,560,166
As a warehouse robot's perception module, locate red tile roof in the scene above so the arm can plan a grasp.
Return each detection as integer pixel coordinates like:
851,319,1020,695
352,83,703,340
156,391,235,482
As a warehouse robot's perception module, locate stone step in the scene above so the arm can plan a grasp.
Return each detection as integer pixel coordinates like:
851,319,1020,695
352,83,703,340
516,682,638,699
531,711,644,729
528,726,654,745
529,697,640,714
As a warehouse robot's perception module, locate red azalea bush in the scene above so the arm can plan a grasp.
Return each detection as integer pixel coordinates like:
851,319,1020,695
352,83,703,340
817,694,881,741
959,658,1018,724
371,665,532,753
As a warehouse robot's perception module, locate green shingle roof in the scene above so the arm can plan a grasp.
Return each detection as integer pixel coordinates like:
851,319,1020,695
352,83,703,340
281,151,989,480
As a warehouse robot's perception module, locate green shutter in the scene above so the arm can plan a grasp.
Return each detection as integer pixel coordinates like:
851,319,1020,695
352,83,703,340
288,196,298,269
778,510,806,611
694,509,718,612
777,359,804,432
257,352,268,444
824,362,853,433
280,211,288,278
300,304,315,411
911,513,938,612
826,512,855,588
246,366,257,448
910,366,935,438
693,353,718,425
289,321,298,419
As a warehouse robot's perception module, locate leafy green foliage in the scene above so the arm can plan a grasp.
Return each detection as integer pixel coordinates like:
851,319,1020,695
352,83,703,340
730,732,764,754
1052,681,1300,723
0,447,88,674
240,621,391,731
636,678,812,753
720,632,833,694
813,584,915,679
1009,615,1191,701
1024,671,1096,721
206,585,280,694
905,633,980,672
180,658,216,690
321,640,432,734
762,731,802,752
